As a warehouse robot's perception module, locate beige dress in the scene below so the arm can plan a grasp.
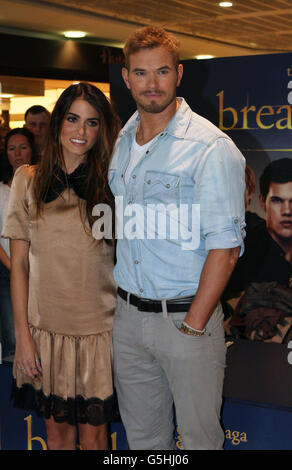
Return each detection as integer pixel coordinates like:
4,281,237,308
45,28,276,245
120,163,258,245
2,164,117,425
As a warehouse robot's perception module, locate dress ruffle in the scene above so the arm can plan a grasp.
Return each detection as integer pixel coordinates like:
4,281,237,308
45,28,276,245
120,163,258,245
12,325,119,425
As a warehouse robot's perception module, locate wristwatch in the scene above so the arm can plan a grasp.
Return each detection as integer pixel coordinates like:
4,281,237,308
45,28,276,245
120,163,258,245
179,322,206,336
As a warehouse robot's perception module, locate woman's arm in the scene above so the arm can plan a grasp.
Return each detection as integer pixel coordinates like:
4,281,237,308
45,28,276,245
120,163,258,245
10,239,42,379
0,244,11,270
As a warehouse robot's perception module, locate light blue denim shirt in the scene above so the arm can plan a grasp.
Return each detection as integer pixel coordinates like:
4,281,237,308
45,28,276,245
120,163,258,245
109,98,246,299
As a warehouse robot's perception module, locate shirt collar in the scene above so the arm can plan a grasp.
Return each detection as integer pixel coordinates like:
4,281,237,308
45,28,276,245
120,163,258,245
120,97,192,139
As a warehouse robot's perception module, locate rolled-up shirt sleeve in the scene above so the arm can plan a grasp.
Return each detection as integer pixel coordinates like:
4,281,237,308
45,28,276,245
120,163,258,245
195,137,246,255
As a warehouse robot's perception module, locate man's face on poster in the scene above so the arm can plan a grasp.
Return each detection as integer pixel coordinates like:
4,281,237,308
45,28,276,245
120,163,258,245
260,181,292,244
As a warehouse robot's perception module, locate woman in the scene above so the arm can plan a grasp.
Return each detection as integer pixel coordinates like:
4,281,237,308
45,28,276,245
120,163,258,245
2,83,120,450
0,128,36,361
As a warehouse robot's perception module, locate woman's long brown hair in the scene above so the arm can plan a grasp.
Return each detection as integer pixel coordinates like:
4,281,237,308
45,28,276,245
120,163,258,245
33,82,120,229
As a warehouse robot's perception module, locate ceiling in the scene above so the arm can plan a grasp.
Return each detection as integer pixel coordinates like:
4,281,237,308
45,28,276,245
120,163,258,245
0,0,292,60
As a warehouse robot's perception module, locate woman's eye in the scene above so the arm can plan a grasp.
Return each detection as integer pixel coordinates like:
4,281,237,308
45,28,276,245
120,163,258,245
88,120,99,127
67,115,77,123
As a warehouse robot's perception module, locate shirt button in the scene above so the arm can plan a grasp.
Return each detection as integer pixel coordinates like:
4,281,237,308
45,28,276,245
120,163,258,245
166,183,170,188
234,218,239,224
139,288,144,293
132,175,136,179
147,180,151,184
128,200,133,204
135,260,139,264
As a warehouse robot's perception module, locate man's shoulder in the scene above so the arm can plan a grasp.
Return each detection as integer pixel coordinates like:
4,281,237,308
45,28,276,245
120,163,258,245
185,109,231,148
109,112,138,169
109,128,129,170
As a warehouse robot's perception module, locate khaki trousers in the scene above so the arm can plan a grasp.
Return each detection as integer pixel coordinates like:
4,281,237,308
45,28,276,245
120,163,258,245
113,294,226,450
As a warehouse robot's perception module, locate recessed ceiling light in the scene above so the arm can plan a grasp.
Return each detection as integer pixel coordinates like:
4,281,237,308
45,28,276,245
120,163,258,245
219,2,233,7
195,55,215,60
0,93,14,98
64,31,87,39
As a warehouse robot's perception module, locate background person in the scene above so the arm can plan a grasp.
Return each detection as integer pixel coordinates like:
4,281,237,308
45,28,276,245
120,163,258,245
2,83,120,450
0,128,36,362
0,124,11,153
0,124,11,181
24,105,50,159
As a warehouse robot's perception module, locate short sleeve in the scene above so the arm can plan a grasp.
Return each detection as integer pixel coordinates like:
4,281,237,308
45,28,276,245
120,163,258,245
1,165,31,242
195,137,246,256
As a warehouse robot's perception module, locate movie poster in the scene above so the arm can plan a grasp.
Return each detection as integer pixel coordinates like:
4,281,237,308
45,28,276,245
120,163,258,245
110,52,292,346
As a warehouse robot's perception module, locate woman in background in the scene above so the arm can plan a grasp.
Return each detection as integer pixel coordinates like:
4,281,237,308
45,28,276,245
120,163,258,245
2,83,120,449
0,128,36,361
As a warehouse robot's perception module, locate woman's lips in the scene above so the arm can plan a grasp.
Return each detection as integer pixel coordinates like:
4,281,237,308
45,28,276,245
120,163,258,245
70,138,86,144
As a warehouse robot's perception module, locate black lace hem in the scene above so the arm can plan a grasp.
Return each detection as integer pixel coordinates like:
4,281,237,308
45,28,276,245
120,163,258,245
11,379,120,426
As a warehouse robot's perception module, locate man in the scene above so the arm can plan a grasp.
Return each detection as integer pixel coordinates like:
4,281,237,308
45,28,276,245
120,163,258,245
24,105,50,158
227,158,292,293
224,158,292,342
259,158,292,278
109,26,245,450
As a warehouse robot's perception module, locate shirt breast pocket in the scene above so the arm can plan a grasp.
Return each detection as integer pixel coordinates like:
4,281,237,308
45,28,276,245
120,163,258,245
143,171,180,206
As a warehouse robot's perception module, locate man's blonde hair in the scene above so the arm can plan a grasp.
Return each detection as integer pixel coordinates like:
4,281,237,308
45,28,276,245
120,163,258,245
123,26,180,69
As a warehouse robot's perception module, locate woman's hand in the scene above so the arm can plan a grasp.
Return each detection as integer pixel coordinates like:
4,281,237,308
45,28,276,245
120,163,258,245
10,239,42,380
15,332,42,381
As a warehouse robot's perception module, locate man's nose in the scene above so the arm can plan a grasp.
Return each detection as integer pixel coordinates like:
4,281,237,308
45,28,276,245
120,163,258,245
35,124,41,134
282,201,292,215
146,72,158,88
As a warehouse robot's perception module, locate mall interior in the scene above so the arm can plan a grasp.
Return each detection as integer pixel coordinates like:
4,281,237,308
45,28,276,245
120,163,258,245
0,0,290,128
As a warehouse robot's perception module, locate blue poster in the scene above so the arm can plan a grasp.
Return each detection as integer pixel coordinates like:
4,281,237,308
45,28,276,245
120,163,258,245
179,53,292,217
176,53,292,345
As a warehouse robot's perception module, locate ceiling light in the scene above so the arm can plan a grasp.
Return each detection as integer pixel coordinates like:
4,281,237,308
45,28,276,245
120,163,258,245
195,55,215,60
63,31,87,39
219,2,233,7
0,94,14,98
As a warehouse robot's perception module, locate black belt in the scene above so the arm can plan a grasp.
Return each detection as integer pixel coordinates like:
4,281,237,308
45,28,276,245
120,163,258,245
117,287,193,313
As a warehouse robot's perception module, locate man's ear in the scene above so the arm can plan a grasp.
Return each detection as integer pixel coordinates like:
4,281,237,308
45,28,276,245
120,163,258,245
176,63,183,87
259,194,266,213
122,67,130,90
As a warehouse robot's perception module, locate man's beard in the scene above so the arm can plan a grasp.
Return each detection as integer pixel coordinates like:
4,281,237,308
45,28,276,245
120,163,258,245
135,90,176,114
